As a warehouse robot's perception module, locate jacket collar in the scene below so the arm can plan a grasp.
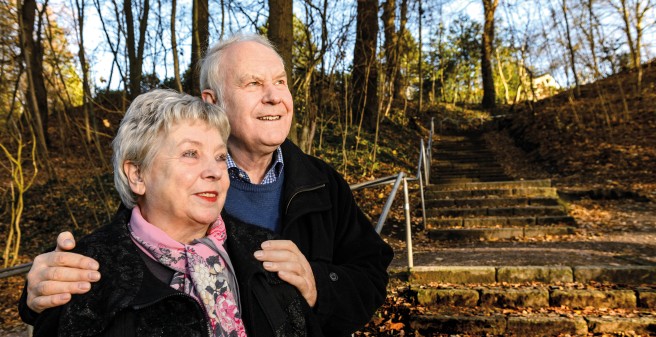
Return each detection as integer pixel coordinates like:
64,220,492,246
279,139,331,221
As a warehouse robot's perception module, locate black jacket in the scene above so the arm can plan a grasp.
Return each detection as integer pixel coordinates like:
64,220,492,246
277,140,394,336
28,208,319,337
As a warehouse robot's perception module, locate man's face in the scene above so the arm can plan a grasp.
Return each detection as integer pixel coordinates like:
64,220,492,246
219,41,293,157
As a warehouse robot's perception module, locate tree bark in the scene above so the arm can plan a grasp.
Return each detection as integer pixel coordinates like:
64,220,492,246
267,0,295,143
352,0,379,130
188,0,208,96
19,0,49,147
562,0,581,95
125,0,150,99
481,0,498,109
171,0,182,92
382,0,397,101
267,0,293,82
394,0,408,100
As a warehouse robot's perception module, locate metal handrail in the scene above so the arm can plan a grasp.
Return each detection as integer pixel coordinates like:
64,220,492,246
0,262,32,278
349,117,435,269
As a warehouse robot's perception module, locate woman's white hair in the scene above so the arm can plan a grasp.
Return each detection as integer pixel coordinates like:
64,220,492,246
112,89,230,208
199,33,283,109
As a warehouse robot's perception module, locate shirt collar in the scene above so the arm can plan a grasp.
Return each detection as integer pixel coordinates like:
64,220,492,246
227,147,284,184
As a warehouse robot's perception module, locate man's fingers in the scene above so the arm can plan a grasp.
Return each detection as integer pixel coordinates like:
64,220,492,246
39,266,101,283
55,232,76,252
29,293,72,314
260,240,299,252
35,280,92,297
41,251,100,271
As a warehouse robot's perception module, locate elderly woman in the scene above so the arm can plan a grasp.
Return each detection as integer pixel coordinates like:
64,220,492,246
32,89,311,337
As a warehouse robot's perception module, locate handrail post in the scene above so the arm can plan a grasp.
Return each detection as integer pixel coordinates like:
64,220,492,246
374,173,405,234
422,142,430,186
417,168,427,230
403,176,413,269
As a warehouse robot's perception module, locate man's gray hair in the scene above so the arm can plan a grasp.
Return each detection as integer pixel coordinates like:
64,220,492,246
112,89,230,208
199,33,283,109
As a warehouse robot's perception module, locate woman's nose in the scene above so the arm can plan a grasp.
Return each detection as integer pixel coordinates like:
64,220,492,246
202,158,226,180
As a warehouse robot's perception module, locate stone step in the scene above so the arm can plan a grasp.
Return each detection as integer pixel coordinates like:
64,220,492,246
433,170,509,177
427,205,568,218
427,226,580,241
426,186,559,199
410,314,656,336
429,179,552,191
433,177,514,184
426,197,560,208
433,163,506,170
432,155,499,163
409,265,656,285
415,285,656,310
427,215,576,228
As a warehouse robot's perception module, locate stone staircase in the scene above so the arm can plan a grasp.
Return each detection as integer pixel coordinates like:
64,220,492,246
397,130,656,336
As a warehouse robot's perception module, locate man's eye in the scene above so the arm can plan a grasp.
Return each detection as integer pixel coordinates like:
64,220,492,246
183,150,198,158
217,153,227,161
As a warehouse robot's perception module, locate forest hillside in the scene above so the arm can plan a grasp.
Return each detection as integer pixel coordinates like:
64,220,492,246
1,58,655,335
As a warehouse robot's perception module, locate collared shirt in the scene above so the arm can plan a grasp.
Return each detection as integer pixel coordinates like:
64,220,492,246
227,147,284,184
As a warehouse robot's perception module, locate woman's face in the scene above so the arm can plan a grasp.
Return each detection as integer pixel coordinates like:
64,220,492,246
128,119,229,242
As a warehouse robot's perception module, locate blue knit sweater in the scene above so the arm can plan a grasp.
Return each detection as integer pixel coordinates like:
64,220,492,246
223,174,284,233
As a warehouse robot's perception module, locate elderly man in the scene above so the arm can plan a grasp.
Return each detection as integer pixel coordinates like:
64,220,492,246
19,34,393,336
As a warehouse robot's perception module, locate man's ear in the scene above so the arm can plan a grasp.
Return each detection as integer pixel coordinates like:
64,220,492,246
201,89,217,104
124,161,146,196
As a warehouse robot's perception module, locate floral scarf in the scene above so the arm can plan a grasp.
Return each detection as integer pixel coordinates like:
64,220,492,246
128,206,247,337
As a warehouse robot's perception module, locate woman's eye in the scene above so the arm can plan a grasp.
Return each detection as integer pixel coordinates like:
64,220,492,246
183,150,198,158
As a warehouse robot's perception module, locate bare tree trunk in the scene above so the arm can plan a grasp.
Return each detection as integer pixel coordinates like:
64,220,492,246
352,0,379,130
562,0,581,96
585,0,601,78
382,0,397,105
19,0,49,150
171,0,182,92
481,0,498,109
394,0,408,100
417,0,423,111
73,0,94,142
608,0,654,91
495,47,510,104
267,0,295,143
188,0,208,96
125,0,150,99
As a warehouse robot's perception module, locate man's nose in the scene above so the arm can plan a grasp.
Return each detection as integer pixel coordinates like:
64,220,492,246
262,84,282,104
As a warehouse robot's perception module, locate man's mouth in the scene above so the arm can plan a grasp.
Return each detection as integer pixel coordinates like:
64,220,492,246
258,115,281,121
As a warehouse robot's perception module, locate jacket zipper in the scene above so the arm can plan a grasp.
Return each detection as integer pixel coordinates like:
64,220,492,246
132,292,213,337
285,184,325,215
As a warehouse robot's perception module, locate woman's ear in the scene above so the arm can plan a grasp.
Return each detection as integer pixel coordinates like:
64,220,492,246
201,89,217,104
124,161,146,196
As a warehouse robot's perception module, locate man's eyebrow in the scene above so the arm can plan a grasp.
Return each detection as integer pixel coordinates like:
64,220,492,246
238,74,262,83
275,71,287,79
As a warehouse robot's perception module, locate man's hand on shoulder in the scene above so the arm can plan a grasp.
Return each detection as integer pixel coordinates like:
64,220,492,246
26,231,101,313
254,240,317,307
